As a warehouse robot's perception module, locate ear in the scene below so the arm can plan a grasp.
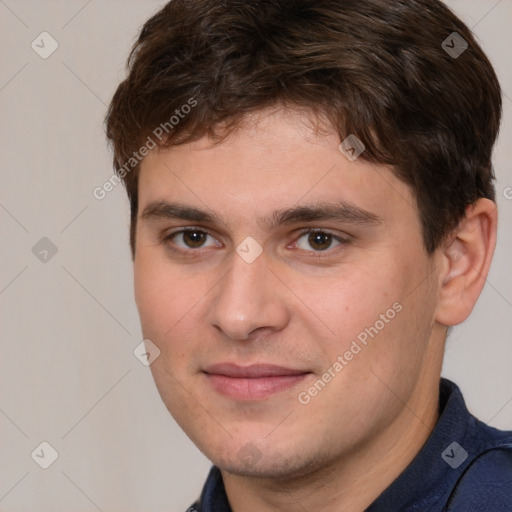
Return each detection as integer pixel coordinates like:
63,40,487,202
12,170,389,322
434,198,497,326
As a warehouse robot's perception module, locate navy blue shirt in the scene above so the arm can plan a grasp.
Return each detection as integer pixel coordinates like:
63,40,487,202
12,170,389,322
188,378,512,511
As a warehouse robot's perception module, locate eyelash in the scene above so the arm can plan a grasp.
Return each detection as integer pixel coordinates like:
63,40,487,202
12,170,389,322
161,228,221,255
161,227,350,257
290,229,350,258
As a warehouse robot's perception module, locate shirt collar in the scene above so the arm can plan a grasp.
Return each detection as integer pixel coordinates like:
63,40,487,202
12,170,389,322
366,378,473,511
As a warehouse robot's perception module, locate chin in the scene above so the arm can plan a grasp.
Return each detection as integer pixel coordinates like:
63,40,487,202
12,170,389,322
208,439,329,481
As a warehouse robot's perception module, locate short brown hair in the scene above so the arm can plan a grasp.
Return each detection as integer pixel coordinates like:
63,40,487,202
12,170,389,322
105,0,502,257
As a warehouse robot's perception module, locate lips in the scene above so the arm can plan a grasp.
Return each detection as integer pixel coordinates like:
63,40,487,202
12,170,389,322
205,363,309,378
203,363,311,400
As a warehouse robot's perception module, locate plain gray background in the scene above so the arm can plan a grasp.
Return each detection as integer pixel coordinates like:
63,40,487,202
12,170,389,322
1,1,511,511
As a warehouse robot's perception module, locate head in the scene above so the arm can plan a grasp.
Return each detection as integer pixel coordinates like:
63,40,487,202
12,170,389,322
105,0,500,478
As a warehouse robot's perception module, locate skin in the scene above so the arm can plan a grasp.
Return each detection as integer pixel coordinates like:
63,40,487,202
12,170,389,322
133,107,497,511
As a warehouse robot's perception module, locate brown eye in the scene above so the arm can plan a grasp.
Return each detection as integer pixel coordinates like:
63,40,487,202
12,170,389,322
295,230,348,253
164,229,218,250
182,230,208,248
307,232,333,251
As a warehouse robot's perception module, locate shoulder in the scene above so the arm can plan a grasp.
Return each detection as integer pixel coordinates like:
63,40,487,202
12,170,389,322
446,445,512,511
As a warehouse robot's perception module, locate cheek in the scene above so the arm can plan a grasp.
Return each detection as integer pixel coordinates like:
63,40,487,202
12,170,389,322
294,263,401,348
133,254,211,377
134,255,184,339
297,258,428,391
134,257,200,410
134,260,162,335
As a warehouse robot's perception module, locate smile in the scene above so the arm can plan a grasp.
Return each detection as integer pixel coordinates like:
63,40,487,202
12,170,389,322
203,363,312,400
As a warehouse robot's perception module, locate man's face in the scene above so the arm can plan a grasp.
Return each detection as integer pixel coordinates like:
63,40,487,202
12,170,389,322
134,108,442,478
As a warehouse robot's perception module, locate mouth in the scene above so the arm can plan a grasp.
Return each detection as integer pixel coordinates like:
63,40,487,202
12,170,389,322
203,363,312,401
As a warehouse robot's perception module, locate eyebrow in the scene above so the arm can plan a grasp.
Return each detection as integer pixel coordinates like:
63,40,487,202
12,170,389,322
139,200,381,230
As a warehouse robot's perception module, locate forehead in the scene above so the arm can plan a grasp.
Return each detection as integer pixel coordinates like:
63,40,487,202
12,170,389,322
138,108,418,233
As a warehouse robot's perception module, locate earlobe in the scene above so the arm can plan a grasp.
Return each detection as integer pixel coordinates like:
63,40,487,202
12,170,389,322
435,199,497,326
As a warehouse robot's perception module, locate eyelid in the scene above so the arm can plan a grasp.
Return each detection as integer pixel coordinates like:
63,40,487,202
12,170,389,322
162,227,221,249
292,228,350,252
294,227,350,239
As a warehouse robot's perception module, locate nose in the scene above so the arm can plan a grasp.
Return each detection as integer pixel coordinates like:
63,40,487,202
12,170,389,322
207,249,290,341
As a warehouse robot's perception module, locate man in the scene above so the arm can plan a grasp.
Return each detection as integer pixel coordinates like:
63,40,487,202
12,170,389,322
105,0,512,510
